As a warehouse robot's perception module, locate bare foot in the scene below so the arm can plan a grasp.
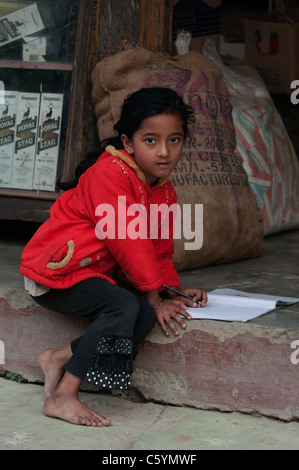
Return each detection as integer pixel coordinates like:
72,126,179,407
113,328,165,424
43,393,111,427
38,345,72,398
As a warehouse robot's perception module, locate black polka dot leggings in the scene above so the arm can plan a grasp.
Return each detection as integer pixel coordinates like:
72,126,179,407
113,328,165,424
31,276,156,390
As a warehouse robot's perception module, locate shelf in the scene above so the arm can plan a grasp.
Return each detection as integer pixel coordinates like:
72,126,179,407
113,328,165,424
0,60,73,71
0,0,102,222
0,0,92,223
0,188,59,200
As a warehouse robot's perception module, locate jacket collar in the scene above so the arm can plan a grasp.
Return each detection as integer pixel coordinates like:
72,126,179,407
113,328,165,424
105,145,169,187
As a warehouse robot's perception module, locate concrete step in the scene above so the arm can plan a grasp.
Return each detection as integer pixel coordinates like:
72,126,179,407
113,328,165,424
1,224,299,421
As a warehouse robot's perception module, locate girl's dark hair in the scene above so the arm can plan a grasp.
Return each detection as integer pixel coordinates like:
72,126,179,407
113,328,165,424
58,87,194,190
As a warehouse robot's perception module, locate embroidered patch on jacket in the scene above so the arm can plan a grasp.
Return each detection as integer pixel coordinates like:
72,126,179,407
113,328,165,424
79,257,93,267
46,240,75,270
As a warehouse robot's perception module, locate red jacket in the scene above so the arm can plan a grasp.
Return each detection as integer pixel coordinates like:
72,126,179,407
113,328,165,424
20,146,181,292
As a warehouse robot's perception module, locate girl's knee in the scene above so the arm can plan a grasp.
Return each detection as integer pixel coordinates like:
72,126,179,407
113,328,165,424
112,289,140,319
133,302,156,342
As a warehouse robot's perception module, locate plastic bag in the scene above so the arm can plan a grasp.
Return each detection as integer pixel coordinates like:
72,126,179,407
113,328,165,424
203,38,299,235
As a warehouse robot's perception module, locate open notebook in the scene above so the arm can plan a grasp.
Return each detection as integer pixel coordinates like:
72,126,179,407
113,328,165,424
187,288,299,322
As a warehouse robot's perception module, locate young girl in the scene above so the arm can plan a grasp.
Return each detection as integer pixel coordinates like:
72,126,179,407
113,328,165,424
20,87,207,427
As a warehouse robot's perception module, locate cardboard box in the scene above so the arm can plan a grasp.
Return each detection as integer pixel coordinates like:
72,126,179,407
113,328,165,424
173,0,221,52
0,3,45,47
33,93,64,192
11,92,40,190
244,18,299,94
0,90,18,188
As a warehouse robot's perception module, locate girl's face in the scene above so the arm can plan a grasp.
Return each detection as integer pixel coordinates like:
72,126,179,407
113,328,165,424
121,112,185,185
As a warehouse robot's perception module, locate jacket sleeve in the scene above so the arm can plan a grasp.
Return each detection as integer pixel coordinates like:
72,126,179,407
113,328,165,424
84,162,165,292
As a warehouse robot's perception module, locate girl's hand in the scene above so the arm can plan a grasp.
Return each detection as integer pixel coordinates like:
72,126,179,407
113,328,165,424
180,288,208,307
154,298,192,337
166,288,208,308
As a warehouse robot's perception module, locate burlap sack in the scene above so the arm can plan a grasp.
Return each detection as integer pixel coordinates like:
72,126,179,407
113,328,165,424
91,43,266,270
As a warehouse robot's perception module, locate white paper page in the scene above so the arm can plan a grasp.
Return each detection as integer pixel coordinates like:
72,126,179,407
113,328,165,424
187,289,299,322
210,288,299,305
207,292,277,310
187,303,270,322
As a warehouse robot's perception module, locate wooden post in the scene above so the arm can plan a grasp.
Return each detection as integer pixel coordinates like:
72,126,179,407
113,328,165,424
63,0,102,181
64,0,175,179
139,0,175,53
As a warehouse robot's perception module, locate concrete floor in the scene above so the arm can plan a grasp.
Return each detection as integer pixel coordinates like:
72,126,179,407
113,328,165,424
1,379,299,451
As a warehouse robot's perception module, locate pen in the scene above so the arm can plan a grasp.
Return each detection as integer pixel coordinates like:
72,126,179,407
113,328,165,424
162,284,200,304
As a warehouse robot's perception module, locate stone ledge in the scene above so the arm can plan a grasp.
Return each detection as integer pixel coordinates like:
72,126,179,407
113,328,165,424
0,290,91,382
133,320,299,421
1,286,298,421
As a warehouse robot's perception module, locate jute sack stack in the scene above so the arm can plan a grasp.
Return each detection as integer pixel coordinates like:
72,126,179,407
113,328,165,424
91,43,266,270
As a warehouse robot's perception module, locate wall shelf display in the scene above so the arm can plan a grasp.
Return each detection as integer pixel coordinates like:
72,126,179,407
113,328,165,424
0,0,78,198
0,0,96,221
0,0,175,222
